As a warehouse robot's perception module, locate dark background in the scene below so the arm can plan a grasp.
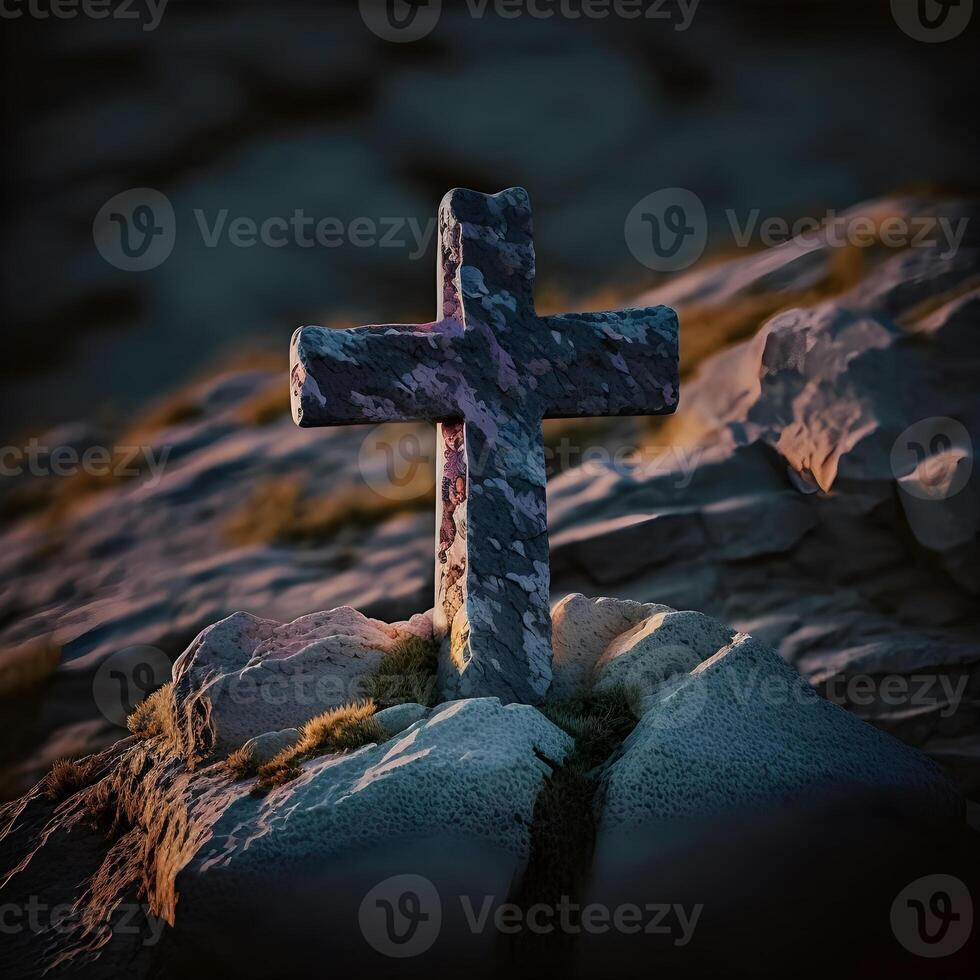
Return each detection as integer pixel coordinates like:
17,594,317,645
1,0,977,439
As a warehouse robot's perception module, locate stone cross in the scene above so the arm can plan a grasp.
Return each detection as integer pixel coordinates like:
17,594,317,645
290,187,678,705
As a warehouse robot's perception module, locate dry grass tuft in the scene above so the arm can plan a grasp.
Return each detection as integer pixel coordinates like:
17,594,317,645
226,745,257,781
224,478,433,547
539,684,641,764
42,756,103,803
363,636,440,708
127,682,176,741
254,700,383,792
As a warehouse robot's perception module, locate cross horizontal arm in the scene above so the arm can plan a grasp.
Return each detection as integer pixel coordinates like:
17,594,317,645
290,321,463,427
539,306,679,419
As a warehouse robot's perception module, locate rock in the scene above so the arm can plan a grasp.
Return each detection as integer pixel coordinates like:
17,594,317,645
593,608,734,710
546,217,980,798
373,702,428,737
0,697,573,975
171,607,433,759
600,624,962,834
0,601,969,978
239,728,300,764
550,593,670,700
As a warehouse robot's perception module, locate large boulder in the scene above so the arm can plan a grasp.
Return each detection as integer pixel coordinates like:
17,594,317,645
598,619,961,831
374,701,430,737
171,606,433,759
145,698,573,976
0,599,969,980
550,596,960,823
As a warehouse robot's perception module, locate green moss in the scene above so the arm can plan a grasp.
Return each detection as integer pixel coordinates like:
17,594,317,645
362,635,440,708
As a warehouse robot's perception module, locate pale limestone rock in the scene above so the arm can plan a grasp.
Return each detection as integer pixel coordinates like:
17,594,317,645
171,606,433,758
600,627,961,834
593,609,734,710
373,702,429,737
240,728,300,764
170,698,574,967
549,593,670,700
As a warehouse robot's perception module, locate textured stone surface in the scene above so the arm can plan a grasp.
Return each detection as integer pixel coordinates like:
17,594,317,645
171,607,433,758
549,593,671,700
373,701,429,737
594,608,735,710
1,601,967,978
600,623,962,833
0,698,573,975
239,728,300,764
290,187,679,704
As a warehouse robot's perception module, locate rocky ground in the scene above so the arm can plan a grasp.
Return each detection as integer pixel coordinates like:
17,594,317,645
0,193,978,976
0,599,969,977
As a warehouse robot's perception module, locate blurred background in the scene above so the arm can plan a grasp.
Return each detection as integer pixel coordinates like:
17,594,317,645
1,0,977,438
